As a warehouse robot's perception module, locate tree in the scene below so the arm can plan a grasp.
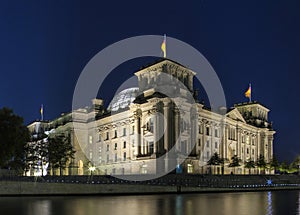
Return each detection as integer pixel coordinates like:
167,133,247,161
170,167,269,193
207,152,224,174
256,154,267,174
288,156,300,174
0,107,30,173
229,155,240,174
244,160,255,174
48,134,75,175
279,161,289,174
24,133,48,176
269,156,279,173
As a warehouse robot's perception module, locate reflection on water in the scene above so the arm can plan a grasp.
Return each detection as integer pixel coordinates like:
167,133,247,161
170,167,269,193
0,190,299,215
29,200,51,215
298,191,300,215
266,191,272,215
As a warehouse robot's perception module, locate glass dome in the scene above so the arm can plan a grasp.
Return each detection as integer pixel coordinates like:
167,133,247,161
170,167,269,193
108,87,139,111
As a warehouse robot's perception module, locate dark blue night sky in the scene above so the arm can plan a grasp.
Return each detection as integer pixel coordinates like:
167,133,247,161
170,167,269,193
0,1,299,162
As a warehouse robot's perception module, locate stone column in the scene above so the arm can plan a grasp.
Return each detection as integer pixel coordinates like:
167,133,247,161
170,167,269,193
256,132,260,161
237,126,242,157
153,113,157,154
267,135,273,162
269,136,273,160
225,125,229,159
134,110,142,156
174,107,180,152
162,102,170,172
190,109,197,156
260,133,265,158
163,102,169,151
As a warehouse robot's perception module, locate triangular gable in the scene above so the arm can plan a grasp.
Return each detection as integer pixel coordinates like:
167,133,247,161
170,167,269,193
226,108,246,123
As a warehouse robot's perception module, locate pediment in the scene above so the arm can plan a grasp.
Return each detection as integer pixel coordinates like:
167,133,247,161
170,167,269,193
226,108,246,123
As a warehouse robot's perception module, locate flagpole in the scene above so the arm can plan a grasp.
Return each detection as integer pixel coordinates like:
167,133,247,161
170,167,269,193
40,104,44,121
249,83,252,102
164,34,167,58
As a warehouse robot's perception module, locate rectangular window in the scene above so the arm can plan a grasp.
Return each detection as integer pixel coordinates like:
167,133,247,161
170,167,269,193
98,134,101,142
123,152,126,161
149,118,154,132
206,127,210,136
106,154,109,163
123,141,126,149
106,144,109,151
106,132,109,140
198,139,201,147
215,129,218,137
114,130,117,138
247,148,249,154
252,149,254,155
123,128,126,136
215,141,218,148
115,154,117,162
206,140,210,148
149,141,154,154
114,143,117,150
207,151,210,159
89,150,93,159
131,125,135,134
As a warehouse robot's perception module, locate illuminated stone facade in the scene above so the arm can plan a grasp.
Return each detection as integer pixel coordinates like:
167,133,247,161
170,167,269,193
27,59,275,175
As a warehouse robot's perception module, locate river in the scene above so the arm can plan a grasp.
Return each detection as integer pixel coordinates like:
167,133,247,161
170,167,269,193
0,190,299,215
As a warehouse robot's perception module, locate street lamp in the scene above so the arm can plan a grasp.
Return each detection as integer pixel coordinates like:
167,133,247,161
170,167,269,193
89,166,96,176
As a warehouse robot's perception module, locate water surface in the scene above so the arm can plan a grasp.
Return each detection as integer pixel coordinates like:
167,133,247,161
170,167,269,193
1,190,299,215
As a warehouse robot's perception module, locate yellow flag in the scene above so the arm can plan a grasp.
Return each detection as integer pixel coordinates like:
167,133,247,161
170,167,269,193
245,85,251,98
161,35,166,58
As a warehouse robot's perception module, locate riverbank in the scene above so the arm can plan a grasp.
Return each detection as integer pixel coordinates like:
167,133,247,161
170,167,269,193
0,174,299,196
1,181,300,196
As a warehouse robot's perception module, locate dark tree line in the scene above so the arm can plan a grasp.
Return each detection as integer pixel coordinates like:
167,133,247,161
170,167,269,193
0,107,75,176
0,107,30,173
206,152,300,175
25,132,75,176
47,134,75,175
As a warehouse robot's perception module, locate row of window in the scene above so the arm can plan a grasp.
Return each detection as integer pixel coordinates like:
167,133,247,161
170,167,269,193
198,139,219,149
106,152,127,163
241,147,255,155
106,141,127,151
89,149,128,163
100,126,135,141
104,168,126,175
199,125,257,144
198,126,219,137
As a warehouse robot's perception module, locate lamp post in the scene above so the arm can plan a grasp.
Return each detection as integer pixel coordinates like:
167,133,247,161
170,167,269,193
88,166,96,183
89,166,96,176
